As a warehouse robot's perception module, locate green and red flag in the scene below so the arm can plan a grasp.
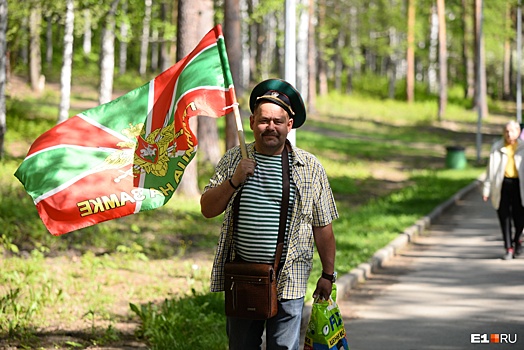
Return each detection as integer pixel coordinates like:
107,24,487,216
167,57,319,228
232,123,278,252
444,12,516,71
15,25,235,236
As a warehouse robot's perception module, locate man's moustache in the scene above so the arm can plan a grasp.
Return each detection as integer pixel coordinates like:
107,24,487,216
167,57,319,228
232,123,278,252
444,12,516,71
262,132,279,137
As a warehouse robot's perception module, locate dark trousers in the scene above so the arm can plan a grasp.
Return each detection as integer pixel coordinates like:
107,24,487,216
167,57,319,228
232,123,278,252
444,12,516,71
496,177,524,249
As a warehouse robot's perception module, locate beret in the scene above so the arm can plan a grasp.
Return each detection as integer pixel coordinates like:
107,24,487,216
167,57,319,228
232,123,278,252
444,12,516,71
249,79,306,129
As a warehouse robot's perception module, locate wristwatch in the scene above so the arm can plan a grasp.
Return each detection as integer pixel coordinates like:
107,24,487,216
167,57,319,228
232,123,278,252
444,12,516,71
321,271,337,283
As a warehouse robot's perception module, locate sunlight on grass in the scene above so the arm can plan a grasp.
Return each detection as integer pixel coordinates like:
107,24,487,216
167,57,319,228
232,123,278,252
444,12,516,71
315,92,479,124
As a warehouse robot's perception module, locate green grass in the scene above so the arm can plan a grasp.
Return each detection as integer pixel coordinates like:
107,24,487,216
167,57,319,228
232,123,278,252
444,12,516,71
1,83,500,348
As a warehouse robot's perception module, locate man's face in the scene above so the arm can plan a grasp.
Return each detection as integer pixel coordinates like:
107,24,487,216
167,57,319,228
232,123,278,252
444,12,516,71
250,101,293,155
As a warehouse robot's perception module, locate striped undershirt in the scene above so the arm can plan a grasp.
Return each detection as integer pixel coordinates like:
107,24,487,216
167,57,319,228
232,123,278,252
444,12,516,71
235,151,295,264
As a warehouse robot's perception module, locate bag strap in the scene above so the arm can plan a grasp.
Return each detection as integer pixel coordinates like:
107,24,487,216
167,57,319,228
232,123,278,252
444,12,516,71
273,145,290,271
228,144,291,268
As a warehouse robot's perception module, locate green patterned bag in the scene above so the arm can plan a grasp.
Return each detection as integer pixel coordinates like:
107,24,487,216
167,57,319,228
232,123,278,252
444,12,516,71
304,284,350,350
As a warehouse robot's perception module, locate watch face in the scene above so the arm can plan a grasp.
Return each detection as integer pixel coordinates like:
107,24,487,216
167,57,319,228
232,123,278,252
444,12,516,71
333,271,337,282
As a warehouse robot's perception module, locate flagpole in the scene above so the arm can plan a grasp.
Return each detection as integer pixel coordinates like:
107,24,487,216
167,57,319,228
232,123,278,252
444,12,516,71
231,92,248,159
233,105,248,159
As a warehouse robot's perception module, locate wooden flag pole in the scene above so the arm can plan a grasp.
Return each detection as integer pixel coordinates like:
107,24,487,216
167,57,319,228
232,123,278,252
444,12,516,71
233,104,248,159
230,87,248,159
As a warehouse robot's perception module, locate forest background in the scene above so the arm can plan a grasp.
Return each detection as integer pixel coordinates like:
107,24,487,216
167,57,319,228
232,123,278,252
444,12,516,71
0,0,522,349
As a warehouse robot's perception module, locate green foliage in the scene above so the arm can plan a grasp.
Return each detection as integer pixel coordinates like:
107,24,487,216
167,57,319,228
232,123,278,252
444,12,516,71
130,291,228,350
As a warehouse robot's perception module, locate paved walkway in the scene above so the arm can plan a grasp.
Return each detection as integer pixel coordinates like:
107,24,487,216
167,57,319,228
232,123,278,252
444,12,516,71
336,184,524,350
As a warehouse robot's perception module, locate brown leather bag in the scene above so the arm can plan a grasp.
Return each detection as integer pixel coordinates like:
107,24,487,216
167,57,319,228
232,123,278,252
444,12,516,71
224,146,290,320
224,260,278,319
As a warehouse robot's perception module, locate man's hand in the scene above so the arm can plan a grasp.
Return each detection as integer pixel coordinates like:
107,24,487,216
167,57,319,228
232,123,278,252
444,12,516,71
313,277,333,301
231,158,256,187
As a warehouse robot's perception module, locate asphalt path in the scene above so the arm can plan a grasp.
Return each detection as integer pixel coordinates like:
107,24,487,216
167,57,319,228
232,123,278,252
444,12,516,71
336,184,524,350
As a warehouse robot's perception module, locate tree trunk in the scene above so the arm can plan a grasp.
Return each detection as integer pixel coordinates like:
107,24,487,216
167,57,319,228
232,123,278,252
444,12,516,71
334,32,344,92
0,0,7,159
46,15,53,69
247,0,259,82
83,9,92,55
139,0,152,76
437,0,447,121
119,0,128,75
176,0,208,197
224,0,241,151
347,5,359,94
29,6,43,93
98,0,119,105
58,0,74,124
151,28,159,71
502,2,512,100
473,0,488,116
406,0,415,103
196,0,221,167
159,1,171,72
317,0,328,96
428,4,438,94
307,0,317,112
296,0,309,100
387,27,398,100
462,0,475,99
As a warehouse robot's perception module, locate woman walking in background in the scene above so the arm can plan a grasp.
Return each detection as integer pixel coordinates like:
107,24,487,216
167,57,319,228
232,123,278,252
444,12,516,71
483,120,524,260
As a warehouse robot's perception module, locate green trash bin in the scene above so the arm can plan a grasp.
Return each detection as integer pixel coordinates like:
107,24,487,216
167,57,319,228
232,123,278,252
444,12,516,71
445,146,466,169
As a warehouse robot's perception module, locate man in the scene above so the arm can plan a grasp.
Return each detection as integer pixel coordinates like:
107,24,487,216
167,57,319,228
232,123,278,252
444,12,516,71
483,120,524,260
201,78,338,349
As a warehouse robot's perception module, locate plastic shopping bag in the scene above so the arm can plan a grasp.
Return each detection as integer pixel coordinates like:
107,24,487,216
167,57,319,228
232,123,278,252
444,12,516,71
304,284,349,350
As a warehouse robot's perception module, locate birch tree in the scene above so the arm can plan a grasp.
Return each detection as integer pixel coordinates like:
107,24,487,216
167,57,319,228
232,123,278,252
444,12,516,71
296,0,309,100
437,0,447,120
139,0,152,76
406,0,416,103
473,0,488,117
428,5,439,94
307,0,316,112
99,0,119,105
317,0,328,96
83,9,92,55
462,0,475,99
159,1,171,72
118,0,129,75
58,0,74,124
502,1,511,100
45,15,53,68
0,0,7,159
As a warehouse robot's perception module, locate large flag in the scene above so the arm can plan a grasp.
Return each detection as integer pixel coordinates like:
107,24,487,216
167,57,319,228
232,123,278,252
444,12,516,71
15,25,235,236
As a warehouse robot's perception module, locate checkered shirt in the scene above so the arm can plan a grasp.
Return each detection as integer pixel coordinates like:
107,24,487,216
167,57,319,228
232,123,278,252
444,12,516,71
204,141,339,300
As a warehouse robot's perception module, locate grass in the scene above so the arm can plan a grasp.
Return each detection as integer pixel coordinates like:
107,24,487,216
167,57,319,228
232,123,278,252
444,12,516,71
1,78,506,348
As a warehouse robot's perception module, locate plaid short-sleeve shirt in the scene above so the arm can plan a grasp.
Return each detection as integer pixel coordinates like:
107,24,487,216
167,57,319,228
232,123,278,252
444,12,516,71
204,141,339,300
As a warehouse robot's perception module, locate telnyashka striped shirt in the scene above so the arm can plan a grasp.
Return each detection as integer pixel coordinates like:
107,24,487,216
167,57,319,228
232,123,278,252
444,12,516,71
235,152,295,263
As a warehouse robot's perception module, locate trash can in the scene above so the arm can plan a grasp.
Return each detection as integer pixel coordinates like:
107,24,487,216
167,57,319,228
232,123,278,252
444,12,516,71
445,146,466,169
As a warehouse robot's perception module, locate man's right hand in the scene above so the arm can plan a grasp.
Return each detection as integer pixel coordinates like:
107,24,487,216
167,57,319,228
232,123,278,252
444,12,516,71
231,158,256,187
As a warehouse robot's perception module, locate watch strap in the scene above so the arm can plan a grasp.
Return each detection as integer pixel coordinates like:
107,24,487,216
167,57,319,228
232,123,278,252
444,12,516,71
321,271,335,282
